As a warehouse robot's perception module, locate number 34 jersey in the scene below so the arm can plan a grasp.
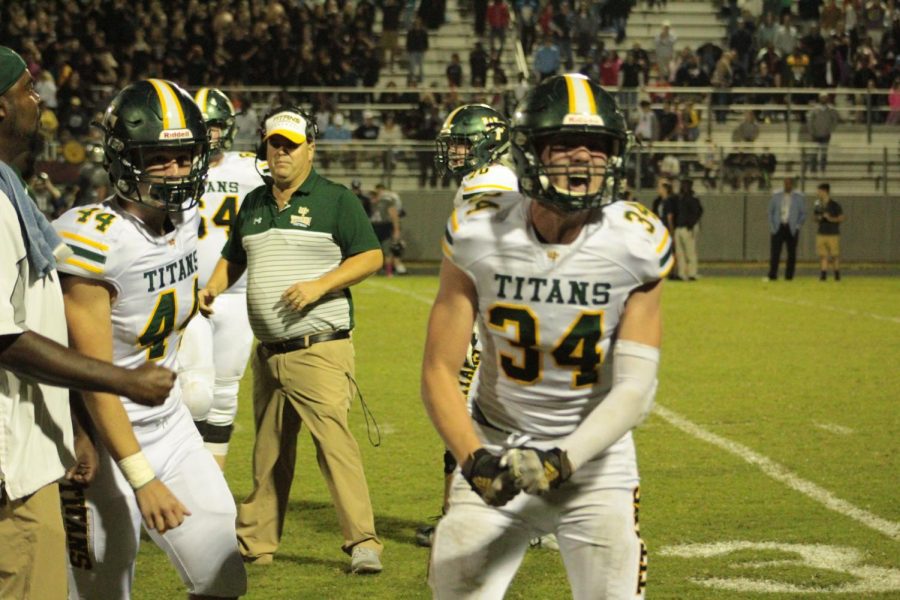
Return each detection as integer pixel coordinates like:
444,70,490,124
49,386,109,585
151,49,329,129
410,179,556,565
53,201,200,423
195,151,262,294
443,195,674,440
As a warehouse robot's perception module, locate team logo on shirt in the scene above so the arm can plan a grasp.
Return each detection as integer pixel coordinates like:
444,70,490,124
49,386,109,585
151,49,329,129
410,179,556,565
290,206,312,227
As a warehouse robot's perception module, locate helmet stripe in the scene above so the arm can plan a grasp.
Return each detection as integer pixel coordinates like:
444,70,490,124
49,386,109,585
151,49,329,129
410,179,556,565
564,74,598,115
441,105,467,132
148,79,186,130
194,87,210,115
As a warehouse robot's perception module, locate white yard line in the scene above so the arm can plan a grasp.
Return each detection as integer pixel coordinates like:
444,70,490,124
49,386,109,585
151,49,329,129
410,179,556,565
363,279,437,306
654,405,900,541
813,422,855,435
369,279,900,541
768,296,900,324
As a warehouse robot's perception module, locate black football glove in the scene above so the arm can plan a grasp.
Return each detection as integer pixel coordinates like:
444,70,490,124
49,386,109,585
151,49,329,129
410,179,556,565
461,448,520,507
502,447,572,495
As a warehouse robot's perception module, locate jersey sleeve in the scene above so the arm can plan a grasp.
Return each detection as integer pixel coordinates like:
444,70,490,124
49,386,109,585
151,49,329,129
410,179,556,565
613,201,675,284
458,165,519,203
52,204,124,286
441,194,511,272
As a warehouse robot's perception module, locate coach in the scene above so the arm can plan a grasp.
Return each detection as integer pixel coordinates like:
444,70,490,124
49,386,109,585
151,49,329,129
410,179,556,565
199,107,385,574
767,176,806,281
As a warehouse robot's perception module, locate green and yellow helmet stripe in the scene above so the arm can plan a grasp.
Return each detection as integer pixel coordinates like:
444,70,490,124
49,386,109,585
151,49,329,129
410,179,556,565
564,74,598,116
148,78,186,130
194,87,211,116
440,105,467,134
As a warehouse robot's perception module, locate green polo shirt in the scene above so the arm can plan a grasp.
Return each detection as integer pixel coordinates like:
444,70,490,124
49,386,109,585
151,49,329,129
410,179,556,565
223,169,379,343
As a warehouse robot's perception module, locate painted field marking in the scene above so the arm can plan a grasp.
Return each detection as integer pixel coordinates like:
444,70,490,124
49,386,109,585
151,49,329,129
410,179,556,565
368,279,900,541
813,422,855,435
655,406,900,541
659,541,900,594
364,279,437,306
767,295,900,324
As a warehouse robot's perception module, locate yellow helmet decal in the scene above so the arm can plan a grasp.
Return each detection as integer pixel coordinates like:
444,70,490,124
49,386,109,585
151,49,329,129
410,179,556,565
564,73,597,115
194,87,211,118
148,79,186,130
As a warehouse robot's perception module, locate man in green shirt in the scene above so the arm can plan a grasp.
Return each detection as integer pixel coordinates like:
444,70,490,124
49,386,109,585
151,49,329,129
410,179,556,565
200,107,385,574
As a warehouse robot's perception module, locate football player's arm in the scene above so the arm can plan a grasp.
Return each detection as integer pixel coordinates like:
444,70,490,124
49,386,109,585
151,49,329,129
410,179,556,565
558,278,662,472
61,275,190,533
281,248,383,312
421,257,483,465
198,257,246,316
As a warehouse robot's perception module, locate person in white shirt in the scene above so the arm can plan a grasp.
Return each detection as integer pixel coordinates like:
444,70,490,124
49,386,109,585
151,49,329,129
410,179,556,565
54,79,246,599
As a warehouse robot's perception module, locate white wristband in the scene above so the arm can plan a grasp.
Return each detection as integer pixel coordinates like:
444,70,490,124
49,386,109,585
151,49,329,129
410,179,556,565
117,451,156,490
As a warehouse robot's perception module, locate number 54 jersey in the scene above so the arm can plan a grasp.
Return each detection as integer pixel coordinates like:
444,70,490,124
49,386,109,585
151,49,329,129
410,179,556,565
443,195,673,440
53,200,200,424
195,151,263,293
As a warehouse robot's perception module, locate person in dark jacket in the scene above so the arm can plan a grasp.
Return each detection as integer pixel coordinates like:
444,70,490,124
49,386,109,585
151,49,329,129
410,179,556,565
672,178,703,280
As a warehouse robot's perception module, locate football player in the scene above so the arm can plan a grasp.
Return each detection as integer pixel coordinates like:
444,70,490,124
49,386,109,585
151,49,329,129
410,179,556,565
422,74,670,599
416,103,519,548
54,80,247,599
177,87,260,469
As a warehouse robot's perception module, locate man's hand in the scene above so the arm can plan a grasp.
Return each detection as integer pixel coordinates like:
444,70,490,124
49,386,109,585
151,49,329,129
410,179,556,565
281,280,326,312
123,363,176,406
461,448,519,507
198,287,217,317
134,479,192,534
502,447,572,495
65,430,99,486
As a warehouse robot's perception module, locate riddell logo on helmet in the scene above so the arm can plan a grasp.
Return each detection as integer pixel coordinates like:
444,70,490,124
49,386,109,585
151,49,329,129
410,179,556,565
563,114,606,126
159,129,194,140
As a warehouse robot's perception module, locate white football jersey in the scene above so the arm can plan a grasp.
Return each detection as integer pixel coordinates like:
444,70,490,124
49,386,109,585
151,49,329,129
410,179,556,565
452,163,519,208
196,151,264,293
54,200,201,424
443,194,673,440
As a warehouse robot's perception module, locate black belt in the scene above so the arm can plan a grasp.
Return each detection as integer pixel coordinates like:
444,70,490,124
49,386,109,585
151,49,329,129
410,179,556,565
261,330,350,354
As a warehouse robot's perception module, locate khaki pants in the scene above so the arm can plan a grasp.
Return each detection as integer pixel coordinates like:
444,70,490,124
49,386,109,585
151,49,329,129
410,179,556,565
0,482,67,600
236,338,381,558
816,234,840,258
675,226,699,279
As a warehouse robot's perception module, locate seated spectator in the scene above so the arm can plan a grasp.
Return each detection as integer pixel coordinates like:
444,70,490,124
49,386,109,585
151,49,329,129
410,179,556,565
680,100,701,141
732,110,760,142
699,137,720,190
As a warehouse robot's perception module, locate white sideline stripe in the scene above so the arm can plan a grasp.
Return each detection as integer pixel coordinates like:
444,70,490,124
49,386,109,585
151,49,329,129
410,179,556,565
768,296,900,324
369,279,900,541
364,279,437,305
654,405,900,541
813,421,855,435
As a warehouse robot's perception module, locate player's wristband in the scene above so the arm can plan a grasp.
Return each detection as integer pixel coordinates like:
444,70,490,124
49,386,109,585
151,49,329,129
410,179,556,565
117,451,156,490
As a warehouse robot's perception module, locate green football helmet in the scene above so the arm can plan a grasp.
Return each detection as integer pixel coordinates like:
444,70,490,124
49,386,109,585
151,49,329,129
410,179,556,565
194,87,237,152
100,79,210,212
510,74,629,212
435,104,509,177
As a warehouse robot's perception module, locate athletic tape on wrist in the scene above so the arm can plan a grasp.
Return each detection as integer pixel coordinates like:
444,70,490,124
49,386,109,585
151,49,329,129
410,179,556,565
117,451,156,490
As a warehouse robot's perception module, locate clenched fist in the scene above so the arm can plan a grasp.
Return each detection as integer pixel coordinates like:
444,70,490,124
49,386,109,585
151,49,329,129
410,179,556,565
461,448,520,507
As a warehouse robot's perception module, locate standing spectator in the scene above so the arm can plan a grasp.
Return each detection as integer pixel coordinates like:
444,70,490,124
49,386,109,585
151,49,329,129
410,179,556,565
773,13,799,57
0,48,174,600
516,0,540,54
406,17,429,84
632,99,659,143
607,0,632,43
681,100,701,141
730,19,756,75
756,12,779,48
657,99,680,141
673,178,703,281
380,0,402,72
573,2,596,59
534,36,562,81
806,93,840,171
767,177,807,281
652,179,676,234
551,1,575,70
487,0,511,55
474,0,488,36
711,50,735,123
618,51,644,112
813,182,845,281
370,184,407,275
600,50,622,88
446,52,464,87
654,21,678,80
201,107,385,573
470,41,490,86
820,0,842,34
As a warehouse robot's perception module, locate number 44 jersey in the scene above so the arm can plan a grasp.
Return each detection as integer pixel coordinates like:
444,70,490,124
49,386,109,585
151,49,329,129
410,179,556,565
443,194,674,440
195,151,263,294
53,201,200,423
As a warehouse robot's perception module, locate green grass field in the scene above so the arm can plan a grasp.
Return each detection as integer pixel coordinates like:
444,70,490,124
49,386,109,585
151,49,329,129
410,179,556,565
133,273,900,599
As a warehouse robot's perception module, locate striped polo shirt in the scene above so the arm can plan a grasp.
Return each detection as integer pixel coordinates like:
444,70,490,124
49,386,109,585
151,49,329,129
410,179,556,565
222,169,379,343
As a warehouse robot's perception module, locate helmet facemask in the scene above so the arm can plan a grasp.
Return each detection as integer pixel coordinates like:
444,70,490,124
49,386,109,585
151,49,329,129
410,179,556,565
107,137,210,213
513,129,627,213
